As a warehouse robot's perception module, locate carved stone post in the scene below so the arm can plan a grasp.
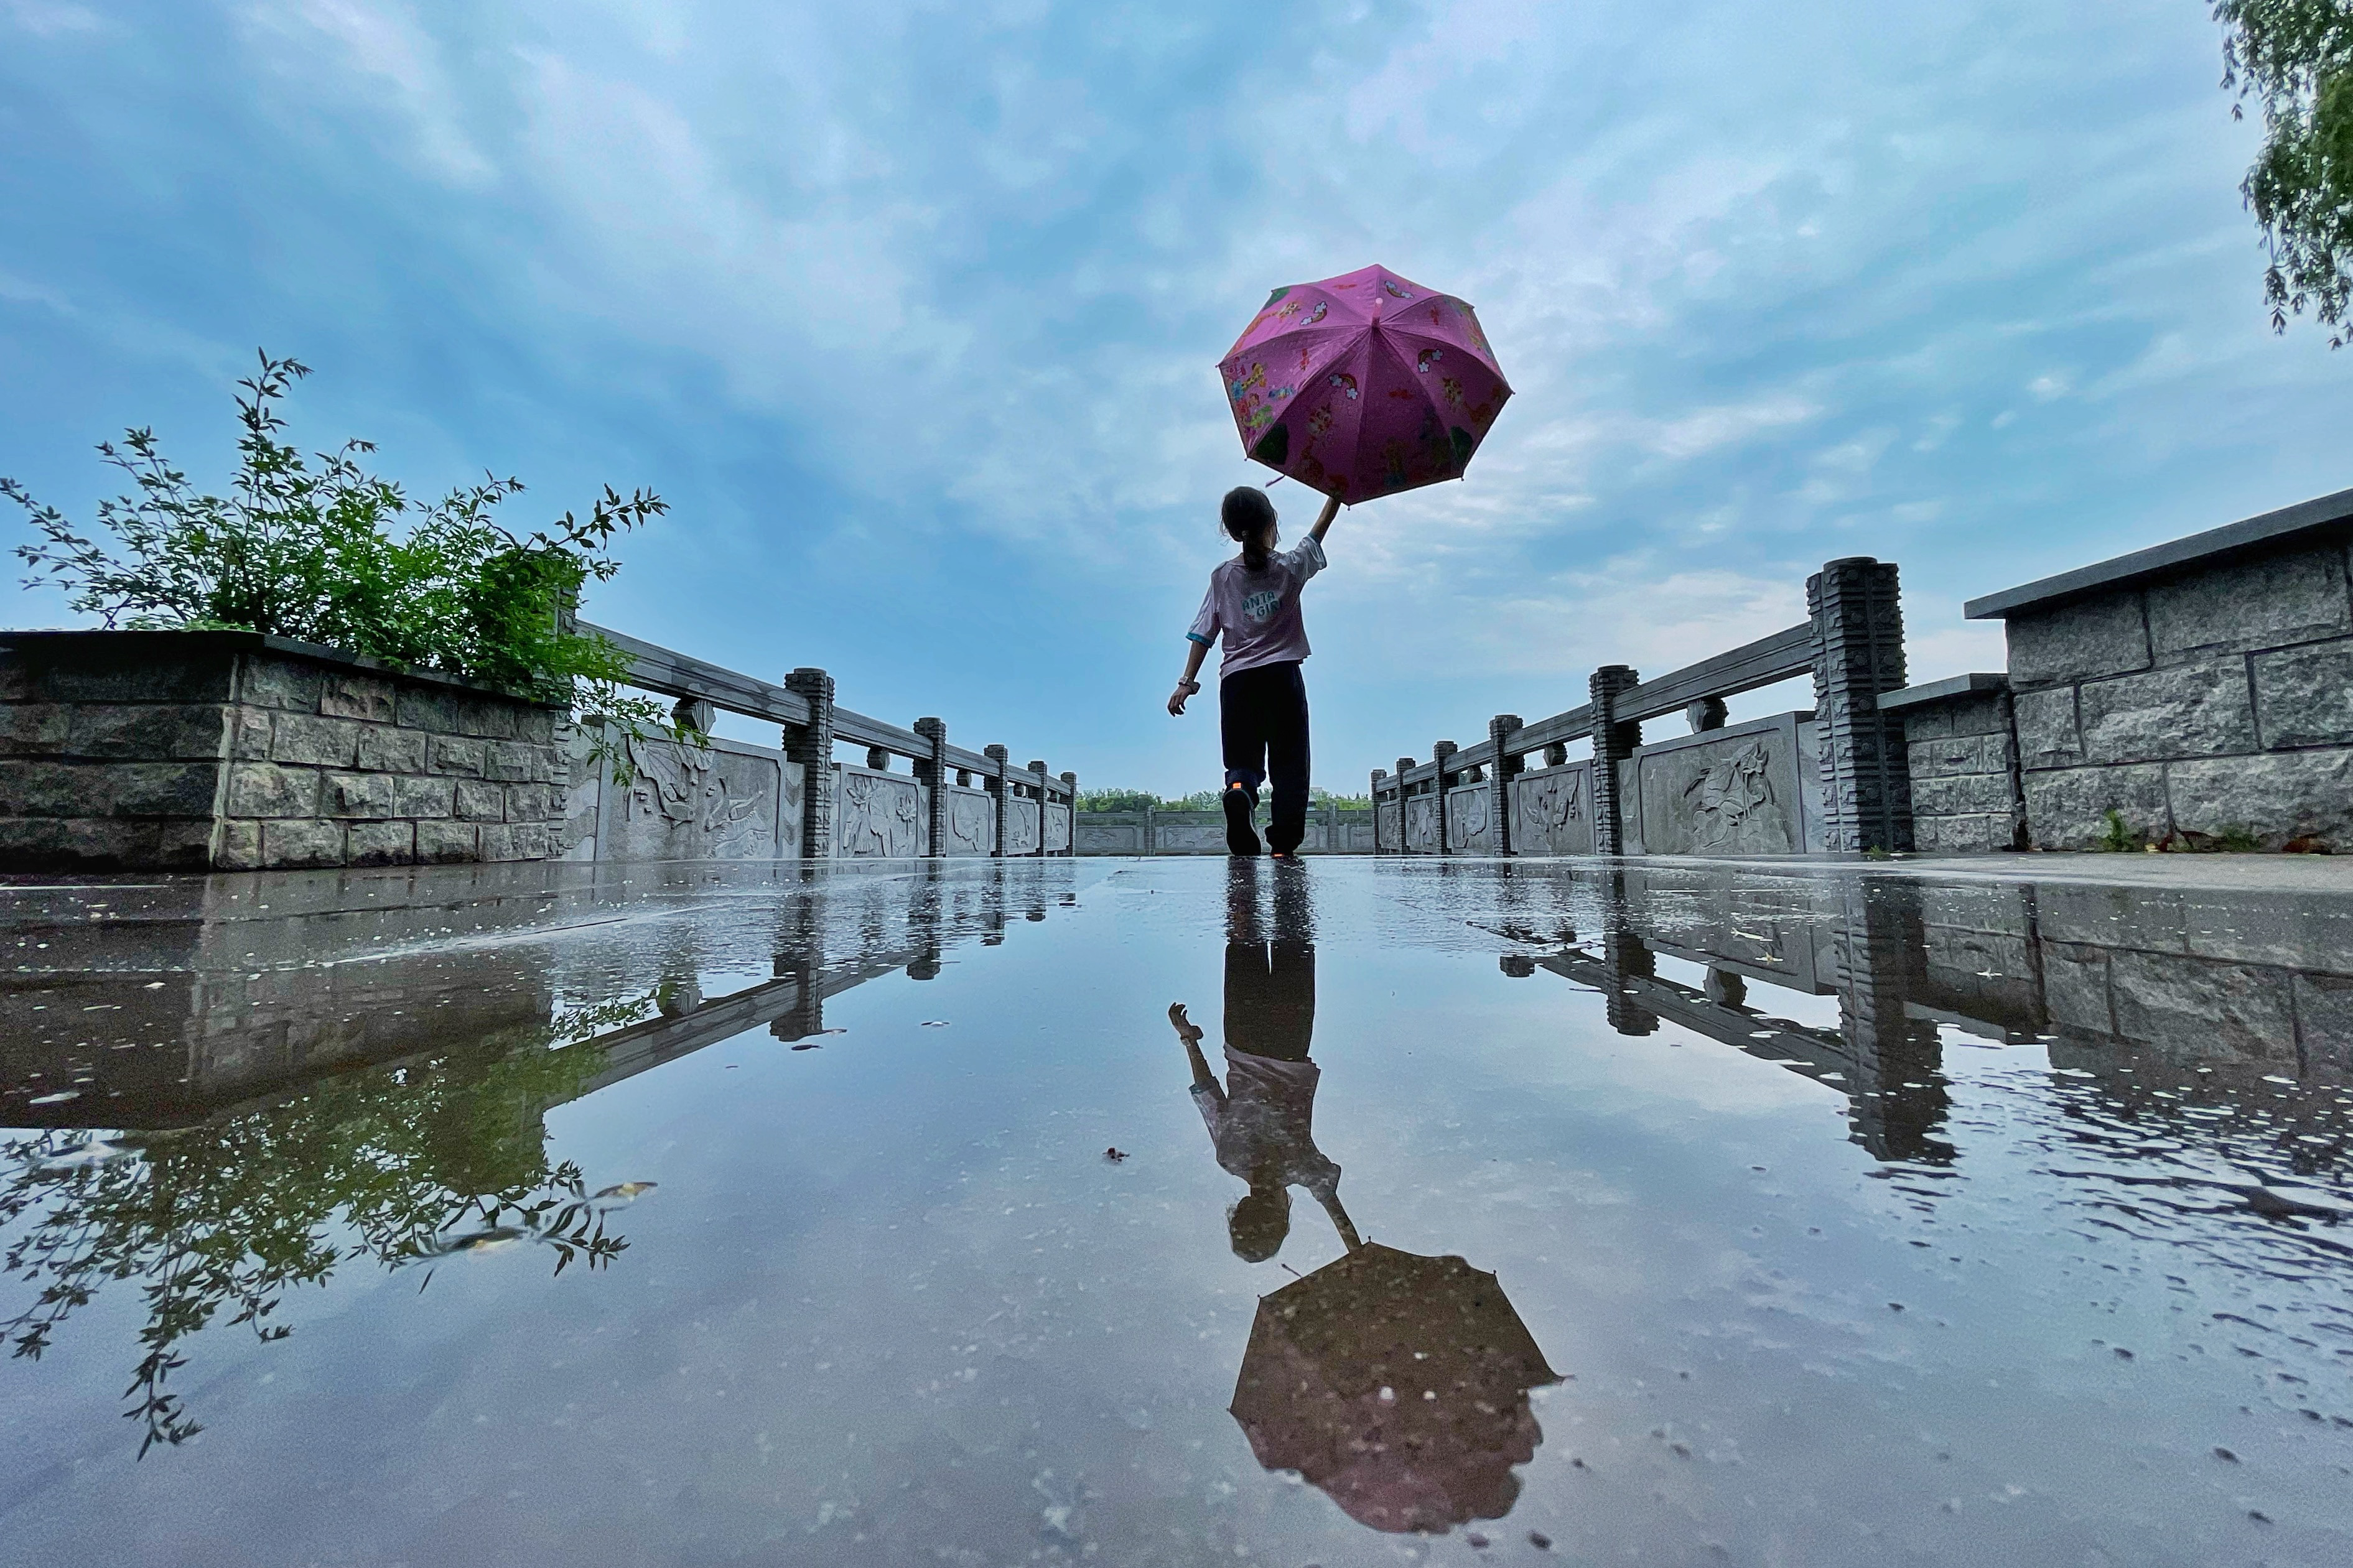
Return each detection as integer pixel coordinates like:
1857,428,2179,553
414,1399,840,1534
1807,557,1913,853
1430,740,1458,854
1060,771,1077,856
1588,665,1641,856
913,717,949,857
673,696,717,736
1028,761,1051,856
782,667,836,861
984,743,1009,858
1488,714,1522,856
1368,769,1387,851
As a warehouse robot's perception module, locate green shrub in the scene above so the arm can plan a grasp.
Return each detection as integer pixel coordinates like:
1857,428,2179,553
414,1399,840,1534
2094,807,2141,852
3,352,688,776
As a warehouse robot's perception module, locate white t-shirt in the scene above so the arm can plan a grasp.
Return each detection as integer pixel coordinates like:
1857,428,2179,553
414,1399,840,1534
1186,536,1326,679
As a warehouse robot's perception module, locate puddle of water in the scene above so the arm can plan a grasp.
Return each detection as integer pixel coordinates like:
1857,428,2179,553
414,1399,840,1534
1,856,2350,1564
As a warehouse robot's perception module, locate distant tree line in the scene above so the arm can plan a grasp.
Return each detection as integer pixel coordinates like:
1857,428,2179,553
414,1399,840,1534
1076,786,1372,812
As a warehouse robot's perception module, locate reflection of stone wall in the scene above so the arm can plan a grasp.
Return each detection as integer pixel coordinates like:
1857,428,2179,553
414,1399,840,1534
836,766,925,857
560,727,801,862
1403,794,1440,853
1508,763,1593,855
943,786,995,855
1445,784,1493,852
1622,713,1821,856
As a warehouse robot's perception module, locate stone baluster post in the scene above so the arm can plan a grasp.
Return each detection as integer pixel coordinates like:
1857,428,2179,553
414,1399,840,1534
1588,666,1641,856
913,717,949,857
782,667,836,861
1488,714,1523,856
1368,769,1387,852
1430,740,1458,854
1040,761,1058,860
1060,771,1078,856
1394,757,1416,853
865,746,890,772
982,744,1010,856
1807,557,1913,853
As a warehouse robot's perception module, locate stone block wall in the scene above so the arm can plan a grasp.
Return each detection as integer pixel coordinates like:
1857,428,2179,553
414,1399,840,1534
1881,678,2023,855
1998,537,2353,850
0,631,566,871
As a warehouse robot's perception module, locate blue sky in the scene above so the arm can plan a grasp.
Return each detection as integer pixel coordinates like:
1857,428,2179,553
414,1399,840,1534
2,0,2346,796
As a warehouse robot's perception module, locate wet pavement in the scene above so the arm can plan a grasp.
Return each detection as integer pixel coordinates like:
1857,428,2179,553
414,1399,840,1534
3,854,2352,1566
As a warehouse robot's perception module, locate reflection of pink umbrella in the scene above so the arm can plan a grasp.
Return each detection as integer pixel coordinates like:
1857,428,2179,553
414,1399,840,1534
1218,264,1510,501
1228,1243,1559,1535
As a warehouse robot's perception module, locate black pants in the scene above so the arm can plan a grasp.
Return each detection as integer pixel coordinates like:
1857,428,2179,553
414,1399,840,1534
1220,661,1310,854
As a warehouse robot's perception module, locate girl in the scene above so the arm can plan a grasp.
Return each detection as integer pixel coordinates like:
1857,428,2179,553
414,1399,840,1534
1168,486,1343,857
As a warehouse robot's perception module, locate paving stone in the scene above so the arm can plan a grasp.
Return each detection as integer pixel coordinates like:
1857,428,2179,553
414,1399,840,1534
271,713,362,768
322,771,398,819
261,819,345,869
2079,661,2255,764
2021,763,2169,849
2251,638,2353,748
2147,545,2352,659
2006,593,2150,685
225,762,320,819
354,725,427,773
2167,750,2353,850
345,820,416,866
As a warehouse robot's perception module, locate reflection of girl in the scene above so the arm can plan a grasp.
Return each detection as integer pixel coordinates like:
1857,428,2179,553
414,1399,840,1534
1170,868,1357,1260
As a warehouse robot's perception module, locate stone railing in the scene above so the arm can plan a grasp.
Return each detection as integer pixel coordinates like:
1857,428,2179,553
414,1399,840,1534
0,623,1074,871
1074,804,1376,855
568,623,1076,863
1370,557,1913,858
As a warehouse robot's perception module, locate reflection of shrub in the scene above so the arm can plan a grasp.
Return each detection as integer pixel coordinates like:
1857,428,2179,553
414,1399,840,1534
0,1006,633,1456
2,352,694,779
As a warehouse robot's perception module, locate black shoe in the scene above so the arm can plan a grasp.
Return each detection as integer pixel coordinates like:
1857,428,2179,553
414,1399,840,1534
1223,785,1262,856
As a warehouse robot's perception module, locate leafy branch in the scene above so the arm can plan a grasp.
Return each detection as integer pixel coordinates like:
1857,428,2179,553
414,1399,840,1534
2215,1,2353,344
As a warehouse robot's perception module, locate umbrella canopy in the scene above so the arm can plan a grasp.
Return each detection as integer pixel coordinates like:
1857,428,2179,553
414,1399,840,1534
1228,1243,1559,1534
1218,264,1510,502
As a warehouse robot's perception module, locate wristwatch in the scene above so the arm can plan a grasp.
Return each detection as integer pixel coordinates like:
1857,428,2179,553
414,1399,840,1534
1177,679,1201,694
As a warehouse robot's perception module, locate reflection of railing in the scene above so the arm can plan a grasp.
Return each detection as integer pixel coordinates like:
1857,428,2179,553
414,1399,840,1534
580,621,1076,858
1370,558,1912,857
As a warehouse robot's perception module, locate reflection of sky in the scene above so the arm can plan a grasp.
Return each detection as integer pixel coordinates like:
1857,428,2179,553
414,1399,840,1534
4,2,2347,796
3,860,2349,1562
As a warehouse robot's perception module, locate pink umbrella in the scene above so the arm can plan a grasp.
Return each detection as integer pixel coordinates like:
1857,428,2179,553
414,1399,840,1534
1218,264,1510,502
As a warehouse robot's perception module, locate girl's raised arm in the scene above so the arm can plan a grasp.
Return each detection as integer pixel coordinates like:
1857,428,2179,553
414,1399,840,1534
1307,493,1342,544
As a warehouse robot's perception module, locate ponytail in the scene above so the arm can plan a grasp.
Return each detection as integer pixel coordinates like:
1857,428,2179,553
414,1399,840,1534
1220,486,1279,570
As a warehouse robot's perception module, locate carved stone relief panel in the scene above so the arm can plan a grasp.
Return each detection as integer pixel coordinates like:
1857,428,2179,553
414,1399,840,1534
1509,763,1593,856
835,765,925,857
1043,802,1071,852
601,733,784,861
557,743,601,861
1003,797,1042,855
1402,794,1440,853
1628,717,1808,856
1375,800,1400,852
1445,784,1494,853
943,786,995,856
